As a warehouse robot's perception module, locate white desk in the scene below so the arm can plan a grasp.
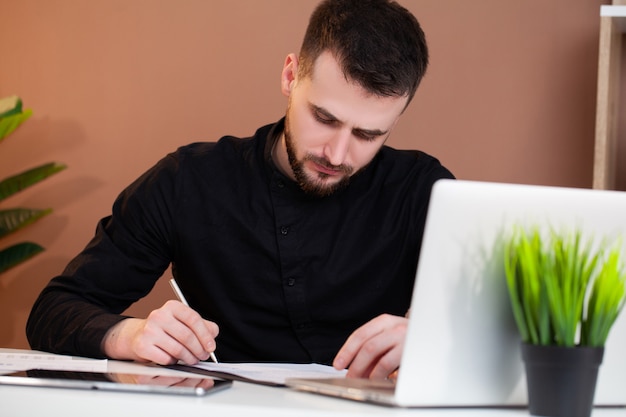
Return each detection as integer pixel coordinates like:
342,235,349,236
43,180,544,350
1,350,623,417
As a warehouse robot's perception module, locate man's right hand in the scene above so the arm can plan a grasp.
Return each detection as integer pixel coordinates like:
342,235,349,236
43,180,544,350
102,300,219,365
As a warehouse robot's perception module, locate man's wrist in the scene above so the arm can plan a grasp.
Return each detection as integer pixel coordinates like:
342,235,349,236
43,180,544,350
101,317,141,361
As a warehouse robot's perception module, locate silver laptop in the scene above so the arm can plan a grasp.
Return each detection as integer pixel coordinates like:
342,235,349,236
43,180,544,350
286,179,626,407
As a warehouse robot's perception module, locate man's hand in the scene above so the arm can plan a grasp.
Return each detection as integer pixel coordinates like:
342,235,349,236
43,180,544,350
102,300,219,365
332,314,407,379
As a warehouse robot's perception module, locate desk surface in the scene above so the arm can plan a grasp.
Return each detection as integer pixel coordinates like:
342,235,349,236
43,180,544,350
1,349,623,417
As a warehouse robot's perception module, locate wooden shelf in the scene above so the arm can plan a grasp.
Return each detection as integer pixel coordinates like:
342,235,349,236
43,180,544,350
593,3,626,189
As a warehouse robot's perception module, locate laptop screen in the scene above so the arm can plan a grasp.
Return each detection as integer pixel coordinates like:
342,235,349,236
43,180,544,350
396,179,626,407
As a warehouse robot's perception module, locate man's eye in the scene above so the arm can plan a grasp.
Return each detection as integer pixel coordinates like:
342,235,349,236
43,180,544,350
314,113,334,125
354,131,378,142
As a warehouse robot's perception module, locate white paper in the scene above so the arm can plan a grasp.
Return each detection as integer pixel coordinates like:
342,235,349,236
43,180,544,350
188,362,347,385
0,351,108,373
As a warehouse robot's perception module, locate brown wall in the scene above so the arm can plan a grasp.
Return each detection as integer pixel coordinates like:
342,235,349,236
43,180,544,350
0,0,611,349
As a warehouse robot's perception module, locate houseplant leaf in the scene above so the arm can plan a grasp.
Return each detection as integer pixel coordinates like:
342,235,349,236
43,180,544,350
583,245,626,346
0,208,52,239
0,242,44,274
0,95,23,118
0,109,33,143
0,162,67,202
504,225,626,347
0,95,67,273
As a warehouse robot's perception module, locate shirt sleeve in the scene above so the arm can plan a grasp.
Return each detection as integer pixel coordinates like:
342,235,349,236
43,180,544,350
26,152,181,357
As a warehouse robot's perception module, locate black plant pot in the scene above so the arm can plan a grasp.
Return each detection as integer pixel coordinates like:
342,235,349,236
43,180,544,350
521,343,604,417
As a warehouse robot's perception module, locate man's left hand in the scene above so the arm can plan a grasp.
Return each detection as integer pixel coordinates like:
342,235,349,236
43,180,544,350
332,313,407,379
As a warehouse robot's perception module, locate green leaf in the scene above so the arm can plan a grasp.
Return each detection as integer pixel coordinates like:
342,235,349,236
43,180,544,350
0,109,33,142
504,230,530,342
0,97,66,274
583,245,626,346
0,95,22,118
0,162,67,202
504,224,626,347
0,208,52,239
0,242,44,274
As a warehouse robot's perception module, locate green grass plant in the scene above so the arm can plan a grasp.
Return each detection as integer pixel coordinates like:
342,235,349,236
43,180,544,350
504,225,626,347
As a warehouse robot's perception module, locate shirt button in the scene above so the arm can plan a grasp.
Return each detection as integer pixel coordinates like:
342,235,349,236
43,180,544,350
287,278,296,286
277,180,285,188
280,226,290,235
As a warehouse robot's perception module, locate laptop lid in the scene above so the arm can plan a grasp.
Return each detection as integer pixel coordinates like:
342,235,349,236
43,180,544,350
395,179,626,407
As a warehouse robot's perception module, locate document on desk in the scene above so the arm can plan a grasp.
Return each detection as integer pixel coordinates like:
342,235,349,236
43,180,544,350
0,351,107,373
169,362,347,386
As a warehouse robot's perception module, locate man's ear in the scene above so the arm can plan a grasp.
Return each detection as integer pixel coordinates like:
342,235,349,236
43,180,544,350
280,53,299,97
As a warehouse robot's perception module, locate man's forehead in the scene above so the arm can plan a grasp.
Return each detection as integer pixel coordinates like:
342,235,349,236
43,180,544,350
299,51,407,130
308,52,363,92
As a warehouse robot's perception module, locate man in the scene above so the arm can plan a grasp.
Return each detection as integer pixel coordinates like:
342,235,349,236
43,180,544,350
27,0,453,380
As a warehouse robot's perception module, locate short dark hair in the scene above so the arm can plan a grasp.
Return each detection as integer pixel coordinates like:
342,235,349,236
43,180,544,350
299,0,429,105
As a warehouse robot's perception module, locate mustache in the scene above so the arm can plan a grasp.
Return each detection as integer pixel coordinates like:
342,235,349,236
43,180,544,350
304,154,353,175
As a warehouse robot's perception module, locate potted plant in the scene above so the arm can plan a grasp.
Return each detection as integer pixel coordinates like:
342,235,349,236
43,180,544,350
0,95,66,273
503,225,626,417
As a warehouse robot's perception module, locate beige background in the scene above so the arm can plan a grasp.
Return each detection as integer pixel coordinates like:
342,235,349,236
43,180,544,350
0,0,619,349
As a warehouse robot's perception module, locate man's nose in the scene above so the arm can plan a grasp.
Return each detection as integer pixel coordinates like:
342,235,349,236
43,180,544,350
323,129,351,166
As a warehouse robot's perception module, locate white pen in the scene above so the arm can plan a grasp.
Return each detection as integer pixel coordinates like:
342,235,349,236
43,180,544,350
169,278,219,364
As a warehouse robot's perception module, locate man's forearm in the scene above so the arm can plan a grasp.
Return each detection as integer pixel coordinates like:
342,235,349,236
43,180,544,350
27,287,127,358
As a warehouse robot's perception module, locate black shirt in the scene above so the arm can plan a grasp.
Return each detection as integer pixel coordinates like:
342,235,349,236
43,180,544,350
26,119,454,364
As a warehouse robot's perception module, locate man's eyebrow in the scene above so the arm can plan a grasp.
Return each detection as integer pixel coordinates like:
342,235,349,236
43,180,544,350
353,126,388,137
309,103,389,136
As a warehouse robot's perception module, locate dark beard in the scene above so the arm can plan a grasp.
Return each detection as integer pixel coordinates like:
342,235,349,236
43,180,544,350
284,123,353,198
